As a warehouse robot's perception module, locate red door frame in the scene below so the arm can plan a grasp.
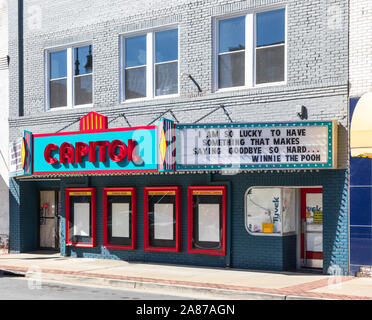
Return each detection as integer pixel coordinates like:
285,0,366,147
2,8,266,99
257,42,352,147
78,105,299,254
300,188,323,262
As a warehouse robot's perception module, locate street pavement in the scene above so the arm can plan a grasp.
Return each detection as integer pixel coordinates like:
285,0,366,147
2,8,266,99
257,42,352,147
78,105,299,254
0,276,197,300
0,251,371,300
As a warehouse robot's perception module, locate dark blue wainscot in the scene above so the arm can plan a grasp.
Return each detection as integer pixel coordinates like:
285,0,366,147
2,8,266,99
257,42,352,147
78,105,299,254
9,169,348,275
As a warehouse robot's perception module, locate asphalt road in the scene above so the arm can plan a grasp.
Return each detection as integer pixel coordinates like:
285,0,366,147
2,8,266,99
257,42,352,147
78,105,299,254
0,275,196,300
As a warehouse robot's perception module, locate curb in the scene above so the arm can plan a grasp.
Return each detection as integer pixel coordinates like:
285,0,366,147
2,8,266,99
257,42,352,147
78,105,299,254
0,266,323,300
30,271,290,300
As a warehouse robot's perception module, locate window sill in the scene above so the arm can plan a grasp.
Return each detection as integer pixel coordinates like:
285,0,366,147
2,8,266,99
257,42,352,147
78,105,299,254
214,80,287,94
46,103,93,112
120,93,180,104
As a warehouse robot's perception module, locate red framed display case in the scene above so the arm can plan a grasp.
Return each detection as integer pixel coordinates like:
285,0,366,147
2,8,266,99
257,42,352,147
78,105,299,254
65,188,96,247
188,186,227,256
102,187,136,250
144,186,181,252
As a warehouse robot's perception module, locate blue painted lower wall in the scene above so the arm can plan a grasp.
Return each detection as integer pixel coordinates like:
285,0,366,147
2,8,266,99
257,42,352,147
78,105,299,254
9,169,349,274
349,97,372,275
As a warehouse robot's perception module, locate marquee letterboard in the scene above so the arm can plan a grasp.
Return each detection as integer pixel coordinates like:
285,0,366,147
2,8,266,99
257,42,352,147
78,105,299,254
176,121,337,170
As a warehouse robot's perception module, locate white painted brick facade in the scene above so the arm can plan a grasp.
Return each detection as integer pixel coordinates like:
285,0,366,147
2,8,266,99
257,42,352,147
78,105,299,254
0,0,8,250
350,0,372,97
8,0,349,169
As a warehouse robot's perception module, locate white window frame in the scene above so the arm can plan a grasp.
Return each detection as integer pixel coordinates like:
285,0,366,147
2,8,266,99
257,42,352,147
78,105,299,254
45,42,93,111
244,186,311,237
213,6,287,93
120,26,180,103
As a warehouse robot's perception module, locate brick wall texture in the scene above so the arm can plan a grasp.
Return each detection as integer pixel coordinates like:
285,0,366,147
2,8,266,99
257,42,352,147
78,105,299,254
349,0,372,97
0,0,8,250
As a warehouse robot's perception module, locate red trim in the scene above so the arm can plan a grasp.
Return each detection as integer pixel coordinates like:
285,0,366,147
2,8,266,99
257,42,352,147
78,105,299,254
187,186,227,256
33,125,156,138
102,187,136,250
306,251,323,260
65,188,96,248
301,188,323,261
143,186,181,253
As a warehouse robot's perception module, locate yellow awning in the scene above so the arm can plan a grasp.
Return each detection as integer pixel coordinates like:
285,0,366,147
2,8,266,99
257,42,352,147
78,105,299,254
350,92,372,158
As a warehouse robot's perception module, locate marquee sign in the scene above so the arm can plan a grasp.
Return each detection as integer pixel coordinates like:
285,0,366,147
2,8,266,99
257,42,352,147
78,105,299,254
29,112,176,175
176,121,337,170
9,131,32,177
10,114,338,176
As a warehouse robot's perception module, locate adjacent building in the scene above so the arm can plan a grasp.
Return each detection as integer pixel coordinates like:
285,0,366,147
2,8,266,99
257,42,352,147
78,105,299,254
9,0,349,274
349,0,372,276
0,0,9,253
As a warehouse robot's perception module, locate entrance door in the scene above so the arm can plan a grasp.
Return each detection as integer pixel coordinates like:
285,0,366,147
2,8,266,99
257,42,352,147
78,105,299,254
301,188,323,269
39,190,59,249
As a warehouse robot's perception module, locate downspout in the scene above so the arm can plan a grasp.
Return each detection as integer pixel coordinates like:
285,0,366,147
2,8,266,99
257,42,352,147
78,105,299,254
18,0,24,117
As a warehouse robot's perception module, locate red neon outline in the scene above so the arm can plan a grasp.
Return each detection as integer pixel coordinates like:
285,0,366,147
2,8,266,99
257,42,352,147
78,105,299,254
187,186,227,256
102,187,136,250
65,187,96,248
32,126,158,175
143,186,181,253
301,188,323,261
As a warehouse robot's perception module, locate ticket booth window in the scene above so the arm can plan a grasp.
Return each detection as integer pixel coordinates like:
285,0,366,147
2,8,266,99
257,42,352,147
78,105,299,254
188,186,226,256
245,187,297,236
103,187,136,250
144,187,180,252
65,188,96,247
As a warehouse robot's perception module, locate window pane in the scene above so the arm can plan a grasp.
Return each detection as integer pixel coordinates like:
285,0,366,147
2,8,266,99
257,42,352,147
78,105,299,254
155,62,178,96
155,29,178,63
191,193,223,251
256,45,284,84
282,189,296,234
74,45,93,76
50,50,67,79
218,51,245,88
125,35,146,67
147,192,177,249
74,75,92,105
246,188,282,235
106,195,133,246
219,16,245,53
49,79,67,108
125,66,146,99
257,9,285,47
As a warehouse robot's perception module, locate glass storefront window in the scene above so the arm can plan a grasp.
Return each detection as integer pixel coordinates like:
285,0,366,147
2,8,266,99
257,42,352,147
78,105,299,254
245,187,297,236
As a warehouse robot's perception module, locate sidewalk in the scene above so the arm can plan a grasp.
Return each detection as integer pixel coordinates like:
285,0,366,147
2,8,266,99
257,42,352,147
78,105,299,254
0,251,371,300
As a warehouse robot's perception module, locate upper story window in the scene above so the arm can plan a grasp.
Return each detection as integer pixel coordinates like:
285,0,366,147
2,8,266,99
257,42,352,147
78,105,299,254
216,8,285,91
122,28,178,101
47,44,93,109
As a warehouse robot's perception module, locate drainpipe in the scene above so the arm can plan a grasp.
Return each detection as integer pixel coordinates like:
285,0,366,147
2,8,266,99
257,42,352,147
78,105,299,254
18,0,24,117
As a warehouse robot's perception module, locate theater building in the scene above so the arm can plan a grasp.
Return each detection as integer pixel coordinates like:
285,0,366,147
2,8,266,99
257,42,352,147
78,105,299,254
8,0,349,274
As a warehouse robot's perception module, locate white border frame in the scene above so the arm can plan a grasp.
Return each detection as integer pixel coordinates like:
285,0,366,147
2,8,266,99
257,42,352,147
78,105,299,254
44,41,94,112
212,5,287,93
119,25,180,104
